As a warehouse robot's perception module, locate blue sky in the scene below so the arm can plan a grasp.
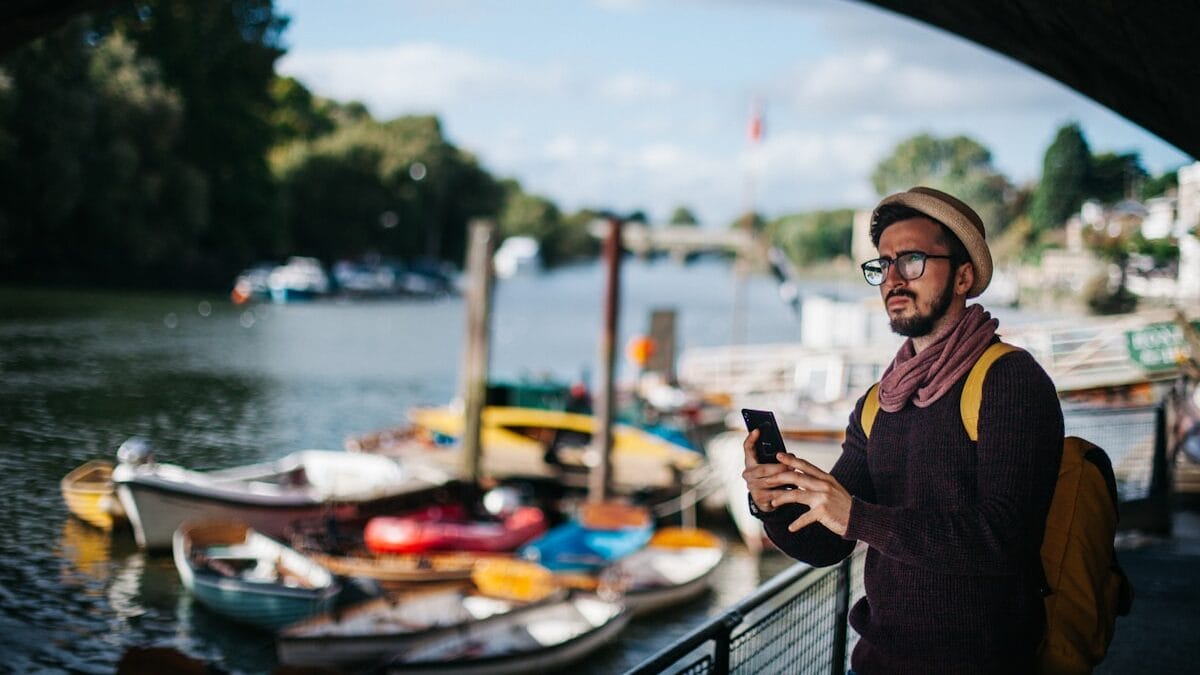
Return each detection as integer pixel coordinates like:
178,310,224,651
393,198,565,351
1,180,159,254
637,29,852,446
275,0,1194,227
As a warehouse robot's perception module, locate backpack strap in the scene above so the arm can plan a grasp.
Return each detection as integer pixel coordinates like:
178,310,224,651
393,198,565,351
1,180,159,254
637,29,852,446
960,342,1020,441
862,383,881,438
861,341,1019,440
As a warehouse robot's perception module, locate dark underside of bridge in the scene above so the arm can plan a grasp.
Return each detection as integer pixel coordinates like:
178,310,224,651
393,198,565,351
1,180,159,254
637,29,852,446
1,0,1198,159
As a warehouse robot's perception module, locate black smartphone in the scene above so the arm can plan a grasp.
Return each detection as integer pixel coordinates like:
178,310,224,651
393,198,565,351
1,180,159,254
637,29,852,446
741,408,788,464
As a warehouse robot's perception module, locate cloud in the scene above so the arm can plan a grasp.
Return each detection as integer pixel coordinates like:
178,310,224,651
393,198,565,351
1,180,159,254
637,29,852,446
597,73,680,101
277,43,567,115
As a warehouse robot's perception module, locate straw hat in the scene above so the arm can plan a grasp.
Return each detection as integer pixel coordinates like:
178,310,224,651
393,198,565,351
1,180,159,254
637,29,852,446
870,186,992,298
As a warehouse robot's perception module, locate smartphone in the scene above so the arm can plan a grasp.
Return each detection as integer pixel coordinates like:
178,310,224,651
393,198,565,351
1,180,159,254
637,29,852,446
741,408,788,464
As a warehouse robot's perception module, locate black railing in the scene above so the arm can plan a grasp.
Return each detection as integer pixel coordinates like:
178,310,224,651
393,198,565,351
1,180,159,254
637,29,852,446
629,399,1174,675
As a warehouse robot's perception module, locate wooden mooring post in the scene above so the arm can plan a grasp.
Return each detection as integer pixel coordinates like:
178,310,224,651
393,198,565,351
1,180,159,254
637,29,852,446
589,218,622,503
460,219,496,484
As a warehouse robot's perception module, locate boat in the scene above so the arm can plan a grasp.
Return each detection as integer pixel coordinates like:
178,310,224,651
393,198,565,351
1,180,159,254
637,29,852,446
346,405,705,496
364,505,548,555
173,520,339,631
493,235,541,279
276,585,566,668
267,256,331,302
112,438,449,550
60,459,126,530
381,593,629,675
602,527,724,616
518,503,654,573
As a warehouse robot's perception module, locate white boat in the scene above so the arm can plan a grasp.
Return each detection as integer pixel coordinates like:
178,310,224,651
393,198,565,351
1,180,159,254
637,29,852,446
493,236,541,279
268,256,330,302
602,527,724,616
277,586,566,668
382,593,629,675
113,438,447,549
173,520,339,631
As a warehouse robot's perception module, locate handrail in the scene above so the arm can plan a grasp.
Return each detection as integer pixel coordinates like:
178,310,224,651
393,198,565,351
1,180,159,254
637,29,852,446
626,560,827,675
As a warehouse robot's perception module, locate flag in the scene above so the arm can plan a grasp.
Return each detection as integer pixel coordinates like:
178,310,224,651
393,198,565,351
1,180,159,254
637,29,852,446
747,99,764,144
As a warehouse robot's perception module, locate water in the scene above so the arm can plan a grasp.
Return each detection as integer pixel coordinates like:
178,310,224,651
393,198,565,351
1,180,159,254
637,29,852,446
0,258,862,673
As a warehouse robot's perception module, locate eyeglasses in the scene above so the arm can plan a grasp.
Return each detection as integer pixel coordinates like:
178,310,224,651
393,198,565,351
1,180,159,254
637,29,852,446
860,251,954,286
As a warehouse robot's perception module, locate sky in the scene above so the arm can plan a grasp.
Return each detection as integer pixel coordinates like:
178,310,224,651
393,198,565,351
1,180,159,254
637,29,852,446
274,0,1194,228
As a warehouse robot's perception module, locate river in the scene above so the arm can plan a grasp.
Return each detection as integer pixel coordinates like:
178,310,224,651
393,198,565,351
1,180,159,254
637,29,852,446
0,257,869,673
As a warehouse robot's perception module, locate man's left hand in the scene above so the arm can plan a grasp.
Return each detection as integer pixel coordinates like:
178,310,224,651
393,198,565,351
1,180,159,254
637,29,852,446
772,454,853,537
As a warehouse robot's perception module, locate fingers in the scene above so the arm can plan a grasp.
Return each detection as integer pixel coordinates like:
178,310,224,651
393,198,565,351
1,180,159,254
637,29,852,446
777,454,831,479
742,429,760,465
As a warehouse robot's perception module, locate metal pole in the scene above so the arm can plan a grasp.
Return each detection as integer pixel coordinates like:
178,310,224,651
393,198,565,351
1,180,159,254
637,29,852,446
460,220,496,484
830,556,852,675
590,218,622,503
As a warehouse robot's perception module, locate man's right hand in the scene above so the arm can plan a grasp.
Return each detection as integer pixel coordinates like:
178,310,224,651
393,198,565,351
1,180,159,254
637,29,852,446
742,428,798,513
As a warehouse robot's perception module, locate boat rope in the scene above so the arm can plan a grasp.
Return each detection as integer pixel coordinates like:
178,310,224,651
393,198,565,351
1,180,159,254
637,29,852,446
649,464,726,518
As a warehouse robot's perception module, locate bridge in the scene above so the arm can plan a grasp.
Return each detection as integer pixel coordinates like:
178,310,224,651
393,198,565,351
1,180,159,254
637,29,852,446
587,220,763,262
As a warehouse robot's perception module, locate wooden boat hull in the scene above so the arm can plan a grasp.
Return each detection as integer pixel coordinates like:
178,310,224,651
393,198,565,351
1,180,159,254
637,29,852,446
607,532,724,616
115,450,444,549
173,520,339,631
384,594,629,675
277,588,563,668
60,460,126,530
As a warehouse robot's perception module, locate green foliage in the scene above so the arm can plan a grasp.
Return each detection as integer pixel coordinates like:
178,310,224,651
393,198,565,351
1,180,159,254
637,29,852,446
274,115,504,265
870,133,1012,233
1141,169,1178,200
766,209,855,265
270,76,334,143
1088,152,1146,203
668,205,699,226
1030,123,1091,234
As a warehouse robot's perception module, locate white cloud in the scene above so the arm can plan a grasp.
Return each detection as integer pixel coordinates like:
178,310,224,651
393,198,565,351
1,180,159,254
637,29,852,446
277,43,567,115
598,73,680,101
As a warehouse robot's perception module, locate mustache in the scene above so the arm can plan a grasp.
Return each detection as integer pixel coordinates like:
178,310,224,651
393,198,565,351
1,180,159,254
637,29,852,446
887,289,916,300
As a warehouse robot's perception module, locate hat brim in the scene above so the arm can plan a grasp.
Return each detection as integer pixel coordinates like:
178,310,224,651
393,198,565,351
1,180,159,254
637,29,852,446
873,191,992,298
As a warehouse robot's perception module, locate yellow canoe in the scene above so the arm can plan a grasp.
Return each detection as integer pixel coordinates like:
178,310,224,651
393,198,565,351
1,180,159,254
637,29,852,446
60,460,126,530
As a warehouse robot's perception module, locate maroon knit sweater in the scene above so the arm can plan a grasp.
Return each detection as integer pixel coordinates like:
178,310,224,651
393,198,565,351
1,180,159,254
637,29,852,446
755,349,1062,674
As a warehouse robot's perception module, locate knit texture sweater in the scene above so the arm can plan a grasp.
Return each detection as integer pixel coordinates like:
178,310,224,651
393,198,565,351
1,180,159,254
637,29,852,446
756,349,1063,674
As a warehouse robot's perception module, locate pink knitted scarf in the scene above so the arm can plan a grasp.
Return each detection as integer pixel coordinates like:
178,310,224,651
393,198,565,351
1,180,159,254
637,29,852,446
877,303,998,413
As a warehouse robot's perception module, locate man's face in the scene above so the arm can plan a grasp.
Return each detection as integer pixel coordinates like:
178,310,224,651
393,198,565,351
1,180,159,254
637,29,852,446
876,217,959,338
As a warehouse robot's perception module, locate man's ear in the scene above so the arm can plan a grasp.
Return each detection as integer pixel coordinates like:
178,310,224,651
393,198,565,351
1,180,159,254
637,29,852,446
956,262,975,295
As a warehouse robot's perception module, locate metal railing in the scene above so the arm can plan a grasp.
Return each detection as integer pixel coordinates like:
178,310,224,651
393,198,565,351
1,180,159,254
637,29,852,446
629,399,1173,675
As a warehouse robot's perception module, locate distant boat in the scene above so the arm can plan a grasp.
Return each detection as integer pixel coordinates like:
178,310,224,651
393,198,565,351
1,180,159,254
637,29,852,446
276,585,567,669
112,438,448,550
268,256,331,302
60,459,126,531
381,593,629,675
230,264,274,305
173,520,339,631
493,236,541,279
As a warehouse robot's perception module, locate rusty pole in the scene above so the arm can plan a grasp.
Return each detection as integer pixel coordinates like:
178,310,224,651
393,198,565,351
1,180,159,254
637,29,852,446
460,219,496,484
589,218,622,503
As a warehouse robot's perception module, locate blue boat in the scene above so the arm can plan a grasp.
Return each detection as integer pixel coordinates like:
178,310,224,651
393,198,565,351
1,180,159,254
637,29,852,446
173,520,340,631
518,504,654,573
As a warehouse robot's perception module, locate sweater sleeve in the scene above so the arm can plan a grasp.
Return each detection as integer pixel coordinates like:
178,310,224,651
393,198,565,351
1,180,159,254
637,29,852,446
843,352,1063,576
759,393,875,567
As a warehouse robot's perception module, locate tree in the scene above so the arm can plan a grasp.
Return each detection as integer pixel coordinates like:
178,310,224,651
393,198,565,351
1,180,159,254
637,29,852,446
669,205,699,226
1030,122,1092,234
270,75,335,144
767,210,855,265
1088,152,1146,204
1141,169,1178,201
871,133,1012,233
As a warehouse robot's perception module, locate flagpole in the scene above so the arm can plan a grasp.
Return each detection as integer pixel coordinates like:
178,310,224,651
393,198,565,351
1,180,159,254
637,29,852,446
733,98,764,348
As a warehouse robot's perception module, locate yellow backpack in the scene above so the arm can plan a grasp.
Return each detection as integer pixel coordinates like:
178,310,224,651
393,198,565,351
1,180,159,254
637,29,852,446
862,342,1134,674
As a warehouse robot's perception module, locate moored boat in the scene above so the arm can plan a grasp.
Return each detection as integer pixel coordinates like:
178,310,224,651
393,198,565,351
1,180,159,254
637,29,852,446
363,505,548,555
347,405,704,496
60,459,126,530
276,585,566,668
518,503,654,573
173,520,339,631
382,593,629,675
602,527,724,616
113,438,449,549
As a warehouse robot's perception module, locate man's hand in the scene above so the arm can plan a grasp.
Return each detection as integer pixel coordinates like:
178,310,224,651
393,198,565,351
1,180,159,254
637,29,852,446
772,454,853,536
741,428,797,514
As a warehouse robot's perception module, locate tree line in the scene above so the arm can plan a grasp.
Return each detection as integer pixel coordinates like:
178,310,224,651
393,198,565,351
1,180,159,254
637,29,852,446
0,1,1183,290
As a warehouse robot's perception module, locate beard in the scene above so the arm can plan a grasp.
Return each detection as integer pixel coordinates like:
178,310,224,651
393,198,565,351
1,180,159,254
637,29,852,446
889,277,955,337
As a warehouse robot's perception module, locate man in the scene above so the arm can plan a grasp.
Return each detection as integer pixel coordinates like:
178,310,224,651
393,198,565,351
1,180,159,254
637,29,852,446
743,187,1063,674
